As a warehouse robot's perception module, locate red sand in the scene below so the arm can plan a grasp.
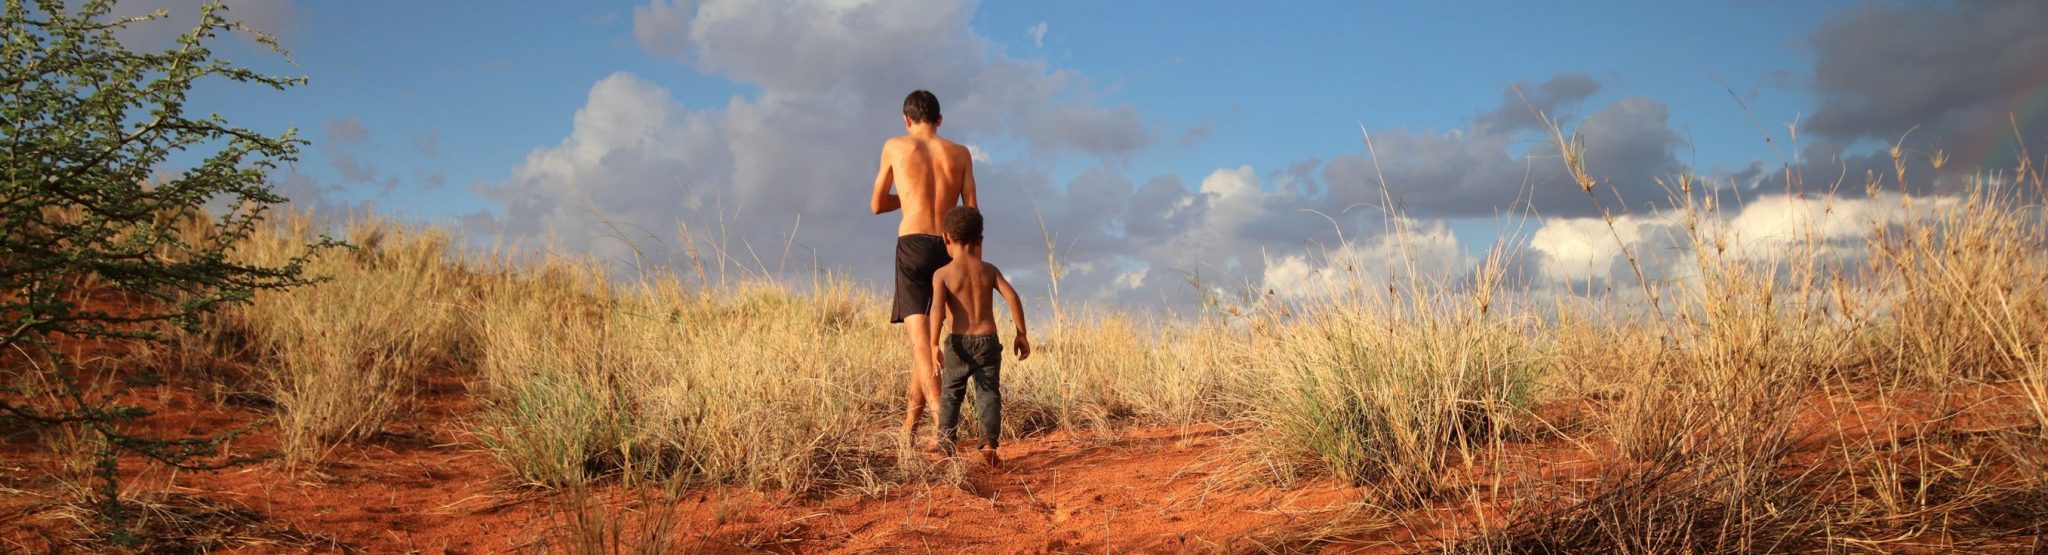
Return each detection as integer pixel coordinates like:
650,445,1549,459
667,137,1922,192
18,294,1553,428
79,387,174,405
2,368,1374,553
5,335,2040,553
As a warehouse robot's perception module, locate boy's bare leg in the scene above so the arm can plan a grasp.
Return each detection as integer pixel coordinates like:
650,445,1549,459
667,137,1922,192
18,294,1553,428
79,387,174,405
901,314,942,446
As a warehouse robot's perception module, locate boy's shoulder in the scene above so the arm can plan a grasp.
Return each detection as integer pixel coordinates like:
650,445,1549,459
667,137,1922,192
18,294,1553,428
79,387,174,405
936,258,998,277
907,135,969,156
934,257,969,277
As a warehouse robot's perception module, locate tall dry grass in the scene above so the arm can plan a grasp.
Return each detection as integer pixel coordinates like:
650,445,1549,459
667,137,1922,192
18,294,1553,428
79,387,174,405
133,127,2045,551
1242,250,1541,503
469,271,906,490
1438,143,2048,551
168,215,475,464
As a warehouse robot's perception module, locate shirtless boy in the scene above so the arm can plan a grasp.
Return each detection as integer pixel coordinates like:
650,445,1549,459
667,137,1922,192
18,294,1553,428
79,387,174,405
927,207,1031,467
870,90,977,444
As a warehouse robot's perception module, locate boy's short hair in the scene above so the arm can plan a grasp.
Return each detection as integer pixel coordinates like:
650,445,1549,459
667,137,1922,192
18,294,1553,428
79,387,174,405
903,90,941,124
943,206,983,244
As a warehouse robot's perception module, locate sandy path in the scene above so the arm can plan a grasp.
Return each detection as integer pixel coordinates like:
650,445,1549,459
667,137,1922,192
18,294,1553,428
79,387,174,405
663,426,1360,553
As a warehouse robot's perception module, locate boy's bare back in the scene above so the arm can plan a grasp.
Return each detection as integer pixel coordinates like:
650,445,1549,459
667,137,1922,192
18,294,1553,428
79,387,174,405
932,260,1011,336
874,135,976,237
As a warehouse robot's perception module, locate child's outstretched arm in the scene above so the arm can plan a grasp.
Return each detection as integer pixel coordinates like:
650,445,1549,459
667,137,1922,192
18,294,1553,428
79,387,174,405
993,268,1029,360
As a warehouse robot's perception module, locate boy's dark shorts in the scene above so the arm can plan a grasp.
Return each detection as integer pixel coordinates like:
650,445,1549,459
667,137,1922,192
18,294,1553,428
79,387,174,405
891,234,952,323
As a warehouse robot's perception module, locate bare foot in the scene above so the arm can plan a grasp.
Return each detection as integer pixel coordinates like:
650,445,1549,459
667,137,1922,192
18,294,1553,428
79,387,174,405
979,447,1001,468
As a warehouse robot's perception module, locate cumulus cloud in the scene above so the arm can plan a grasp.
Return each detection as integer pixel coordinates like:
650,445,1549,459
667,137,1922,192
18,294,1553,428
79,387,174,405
477,47,1689,310
1526,192,1958,288
1263,219,1473,298
1511,2,2048,300
472,4,1759,311
1528,213,1660,284
480,0,1157,287
627,0,1149,160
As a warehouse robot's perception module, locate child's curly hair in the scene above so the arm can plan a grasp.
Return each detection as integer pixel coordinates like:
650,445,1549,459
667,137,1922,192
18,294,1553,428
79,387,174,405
943,206,983,244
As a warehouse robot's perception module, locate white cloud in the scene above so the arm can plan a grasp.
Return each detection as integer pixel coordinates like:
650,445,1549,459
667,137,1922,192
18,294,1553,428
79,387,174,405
1113,267,1147,290
1528,216,1649,283
478,7,1709,312
481,0,1155,285
1526,192,1958,286
1719,193,1953,260
1262,219,1472,298
1027,21,1047,48
625,0,1148,159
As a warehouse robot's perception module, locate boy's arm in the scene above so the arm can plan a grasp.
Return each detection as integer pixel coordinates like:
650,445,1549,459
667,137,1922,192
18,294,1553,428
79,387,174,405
992,267,1029,360
962,160,978,209
870,144,901,215
928,271,949,361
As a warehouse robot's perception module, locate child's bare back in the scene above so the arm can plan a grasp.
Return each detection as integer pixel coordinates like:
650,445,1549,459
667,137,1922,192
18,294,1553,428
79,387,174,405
932,259,1008,337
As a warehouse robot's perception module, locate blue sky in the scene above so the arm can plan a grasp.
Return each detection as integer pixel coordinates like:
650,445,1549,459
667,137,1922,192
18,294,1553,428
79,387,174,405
147,0,2048,307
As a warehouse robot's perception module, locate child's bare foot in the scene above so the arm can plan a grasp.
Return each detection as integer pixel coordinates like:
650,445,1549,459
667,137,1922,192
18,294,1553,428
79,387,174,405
979,447,1001,468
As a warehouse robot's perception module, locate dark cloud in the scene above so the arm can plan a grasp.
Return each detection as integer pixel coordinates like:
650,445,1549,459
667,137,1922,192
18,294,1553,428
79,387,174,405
1475,72,1602,135
1574,98,1688,209
1025,103,1153,160
1805,1,2048,173
1270,157,1322,197
1125,175,1203,240
1321,87,1687,219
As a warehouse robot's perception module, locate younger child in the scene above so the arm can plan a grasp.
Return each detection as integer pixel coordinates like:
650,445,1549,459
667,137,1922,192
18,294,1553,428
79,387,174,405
927,207,1030,467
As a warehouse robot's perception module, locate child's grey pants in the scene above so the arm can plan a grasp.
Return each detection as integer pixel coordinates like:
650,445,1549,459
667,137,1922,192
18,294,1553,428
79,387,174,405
939,333,1003,450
